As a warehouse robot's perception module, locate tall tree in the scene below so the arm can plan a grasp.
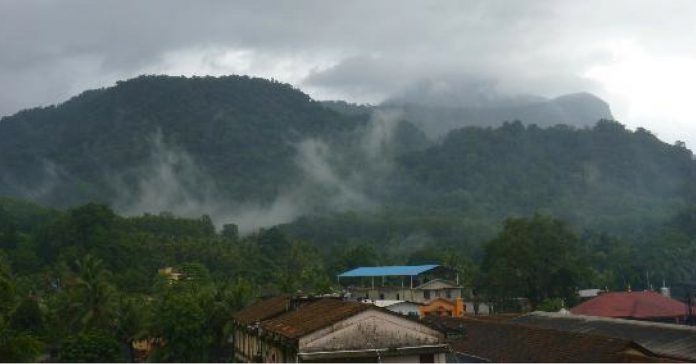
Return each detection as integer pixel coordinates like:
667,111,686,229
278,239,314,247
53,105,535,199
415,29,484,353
0,255,44,362
482,214,586,308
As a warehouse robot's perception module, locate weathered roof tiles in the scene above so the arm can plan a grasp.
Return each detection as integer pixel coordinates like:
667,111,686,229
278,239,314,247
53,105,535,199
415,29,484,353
232,294,291,325
570,291,688,319
260,298,371,339
512,311,696,362
425,316,661,363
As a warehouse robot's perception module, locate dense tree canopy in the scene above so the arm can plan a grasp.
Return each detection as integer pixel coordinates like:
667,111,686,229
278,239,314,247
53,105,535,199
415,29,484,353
0,193,693,360
481,215,588,308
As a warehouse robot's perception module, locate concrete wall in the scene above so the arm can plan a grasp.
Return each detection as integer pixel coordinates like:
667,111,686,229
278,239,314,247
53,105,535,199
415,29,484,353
464,302,491,315
233,325,296,363
233,327,260,362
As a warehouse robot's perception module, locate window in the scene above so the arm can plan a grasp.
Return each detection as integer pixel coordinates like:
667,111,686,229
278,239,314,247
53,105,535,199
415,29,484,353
424,290,431,299
379,293,385,299
396,293,400,300
446,289,452,299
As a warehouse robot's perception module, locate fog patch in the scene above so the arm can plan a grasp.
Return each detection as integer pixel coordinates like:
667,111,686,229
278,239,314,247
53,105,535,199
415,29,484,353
113,110,405,234
19,160,64,201
114,131,219,218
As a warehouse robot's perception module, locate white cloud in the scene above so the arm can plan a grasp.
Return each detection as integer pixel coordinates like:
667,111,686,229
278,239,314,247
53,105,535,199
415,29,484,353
585,38,696,144
2,0,696,147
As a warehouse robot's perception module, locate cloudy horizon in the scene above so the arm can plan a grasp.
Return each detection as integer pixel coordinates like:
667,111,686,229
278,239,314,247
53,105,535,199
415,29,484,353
2,0,696,147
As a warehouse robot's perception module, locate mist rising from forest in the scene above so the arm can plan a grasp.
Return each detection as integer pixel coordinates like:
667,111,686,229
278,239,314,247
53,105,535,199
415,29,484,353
112,110,403,234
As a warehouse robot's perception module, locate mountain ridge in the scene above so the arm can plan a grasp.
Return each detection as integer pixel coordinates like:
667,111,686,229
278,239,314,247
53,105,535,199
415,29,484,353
0,74,693,239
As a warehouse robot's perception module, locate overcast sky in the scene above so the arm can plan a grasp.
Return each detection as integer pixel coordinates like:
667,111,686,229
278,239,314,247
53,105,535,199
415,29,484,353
2,1,696,147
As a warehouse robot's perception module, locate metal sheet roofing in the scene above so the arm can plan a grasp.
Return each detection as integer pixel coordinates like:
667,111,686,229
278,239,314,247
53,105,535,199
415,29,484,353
425,316,659,363
338,264,439,277
512,311,696,362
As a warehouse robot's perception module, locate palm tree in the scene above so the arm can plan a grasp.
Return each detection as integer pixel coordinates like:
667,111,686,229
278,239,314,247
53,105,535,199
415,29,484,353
0,255,44,362
66,254,116,332
114,295,150,362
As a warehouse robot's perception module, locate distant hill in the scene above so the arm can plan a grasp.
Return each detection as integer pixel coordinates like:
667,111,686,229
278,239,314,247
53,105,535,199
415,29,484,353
325,90,613,138
391,92,613,138
0,75,693,239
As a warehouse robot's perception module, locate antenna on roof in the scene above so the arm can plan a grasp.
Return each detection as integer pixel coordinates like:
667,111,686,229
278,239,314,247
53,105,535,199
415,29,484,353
660,280,671,298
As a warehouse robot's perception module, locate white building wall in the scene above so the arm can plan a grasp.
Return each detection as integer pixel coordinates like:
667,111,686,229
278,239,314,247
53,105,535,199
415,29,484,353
385,302,421,317
300,309,445,353
464,302,491,315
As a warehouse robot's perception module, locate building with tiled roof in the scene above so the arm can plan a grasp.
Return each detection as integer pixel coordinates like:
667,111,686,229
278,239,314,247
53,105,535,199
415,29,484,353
232,297,449,362
259,298,371,340
569,291,690,323
424,315,665,362
512,311,696,362
231,294,292,325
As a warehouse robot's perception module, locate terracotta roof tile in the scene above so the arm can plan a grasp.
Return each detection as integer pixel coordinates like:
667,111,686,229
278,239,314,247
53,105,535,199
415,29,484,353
232,295,291,325
570,291,688,319
260,298,371,339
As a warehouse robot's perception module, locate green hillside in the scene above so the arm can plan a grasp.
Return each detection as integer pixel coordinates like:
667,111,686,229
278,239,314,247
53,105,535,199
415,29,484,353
1,75,695,241
0,75,356,208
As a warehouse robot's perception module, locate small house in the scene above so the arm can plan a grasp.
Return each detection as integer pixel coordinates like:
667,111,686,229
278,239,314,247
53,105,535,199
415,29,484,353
232,296,449,362
338,265,465,304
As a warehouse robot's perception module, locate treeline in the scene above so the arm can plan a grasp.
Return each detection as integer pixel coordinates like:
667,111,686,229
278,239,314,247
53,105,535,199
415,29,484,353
2,198,696,361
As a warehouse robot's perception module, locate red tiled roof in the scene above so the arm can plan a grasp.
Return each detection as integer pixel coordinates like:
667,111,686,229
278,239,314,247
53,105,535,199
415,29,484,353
260,298,371,339
232,295,291,325
570,291,688,319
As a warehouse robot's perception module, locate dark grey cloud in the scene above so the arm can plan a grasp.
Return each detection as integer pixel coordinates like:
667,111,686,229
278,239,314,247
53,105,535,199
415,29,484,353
1,0,696,147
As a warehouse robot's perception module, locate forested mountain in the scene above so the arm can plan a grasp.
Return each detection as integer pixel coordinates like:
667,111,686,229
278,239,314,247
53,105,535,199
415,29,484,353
392,120,696,232
2,75,696,361
0,75,356,209
0,74,694,240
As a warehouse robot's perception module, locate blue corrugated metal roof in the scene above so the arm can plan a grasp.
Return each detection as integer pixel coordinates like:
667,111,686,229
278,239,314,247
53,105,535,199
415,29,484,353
338,265,439,277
